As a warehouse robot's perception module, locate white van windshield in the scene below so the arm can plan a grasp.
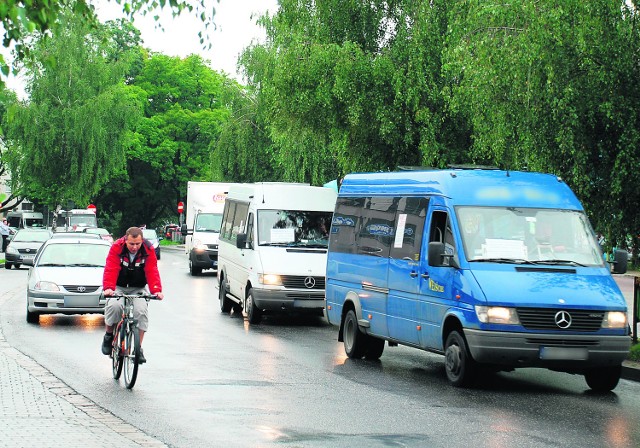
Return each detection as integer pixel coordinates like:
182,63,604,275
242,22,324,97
258,210,332,248
457,206,604,266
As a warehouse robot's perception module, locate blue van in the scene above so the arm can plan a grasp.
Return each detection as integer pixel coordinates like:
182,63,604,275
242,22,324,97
325,168,631,390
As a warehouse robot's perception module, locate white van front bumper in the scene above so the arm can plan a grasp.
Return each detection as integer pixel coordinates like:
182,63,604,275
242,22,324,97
252,288,325,312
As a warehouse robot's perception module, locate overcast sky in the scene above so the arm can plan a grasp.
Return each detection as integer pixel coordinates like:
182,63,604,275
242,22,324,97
2,0,279,99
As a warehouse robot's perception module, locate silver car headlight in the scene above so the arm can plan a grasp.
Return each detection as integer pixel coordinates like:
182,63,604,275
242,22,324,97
475,306,520,325
602,311,627,329
6,246,18,255
34,281,60,292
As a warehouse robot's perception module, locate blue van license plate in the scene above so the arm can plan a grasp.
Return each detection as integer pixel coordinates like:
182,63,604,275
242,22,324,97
539,346,588,361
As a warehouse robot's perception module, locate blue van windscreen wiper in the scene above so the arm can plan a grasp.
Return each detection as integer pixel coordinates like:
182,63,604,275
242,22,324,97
472,258,535,264
532,259,587,267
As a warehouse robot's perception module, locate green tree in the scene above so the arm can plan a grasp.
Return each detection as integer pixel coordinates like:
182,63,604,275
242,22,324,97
97,53,233,232
5,11,144,209
240,0,468,184
443,0,640,247
0,0,216,81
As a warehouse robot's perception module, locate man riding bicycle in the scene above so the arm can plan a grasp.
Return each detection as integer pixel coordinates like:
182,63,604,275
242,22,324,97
101,226,164,363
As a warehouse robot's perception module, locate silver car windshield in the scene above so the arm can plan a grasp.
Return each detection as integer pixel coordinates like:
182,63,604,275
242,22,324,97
38,244,110,267
456,206,604,266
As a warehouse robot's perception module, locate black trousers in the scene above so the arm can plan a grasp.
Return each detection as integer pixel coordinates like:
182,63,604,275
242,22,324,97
1,235,7,252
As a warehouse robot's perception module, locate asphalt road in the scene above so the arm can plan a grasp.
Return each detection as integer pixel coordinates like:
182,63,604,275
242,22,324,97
1,250,640,448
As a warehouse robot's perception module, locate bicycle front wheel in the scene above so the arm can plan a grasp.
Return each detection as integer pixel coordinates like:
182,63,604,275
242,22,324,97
123,324,140,389
112,322,124,380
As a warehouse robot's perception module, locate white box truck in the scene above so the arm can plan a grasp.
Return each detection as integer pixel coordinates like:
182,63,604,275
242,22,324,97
181,182,231,275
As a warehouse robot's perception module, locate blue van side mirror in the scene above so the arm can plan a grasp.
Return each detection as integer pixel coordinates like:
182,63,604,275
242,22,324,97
428,241,446,267
611,249,628,275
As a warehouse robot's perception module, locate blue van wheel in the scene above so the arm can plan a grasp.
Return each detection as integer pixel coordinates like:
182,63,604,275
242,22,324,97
584,365,621,392
364,337,385,360
344,310,365,358
444,330,477,387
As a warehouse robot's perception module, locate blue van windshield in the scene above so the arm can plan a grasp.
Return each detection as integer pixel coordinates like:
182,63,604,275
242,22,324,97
258,210,332,247
457,206,604,266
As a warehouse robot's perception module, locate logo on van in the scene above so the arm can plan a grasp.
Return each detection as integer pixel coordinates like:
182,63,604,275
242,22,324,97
304,277,316,288
554,311,572,329
213,194,226,203
332,216,355,227
429,279,444,293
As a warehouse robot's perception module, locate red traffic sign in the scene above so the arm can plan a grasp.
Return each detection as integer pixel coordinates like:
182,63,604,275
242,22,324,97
87,204,97,214
177,201,184,214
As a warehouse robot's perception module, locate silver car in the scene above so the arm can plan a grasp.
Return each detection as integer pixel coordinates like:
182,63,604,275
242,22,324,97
26,238,111,323
5,228,53,269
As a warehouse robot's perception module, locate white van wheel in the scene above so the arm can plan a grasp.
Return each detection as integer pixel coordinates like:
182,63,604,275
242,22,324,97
246,288,262,324
343,310,365,358
444,330,476,387
219,279,231,313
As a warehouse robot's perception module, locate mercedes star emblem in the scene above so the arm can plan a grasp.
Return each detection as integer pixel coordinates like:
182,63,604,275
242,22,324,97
554,310,572,329
304,277,316,289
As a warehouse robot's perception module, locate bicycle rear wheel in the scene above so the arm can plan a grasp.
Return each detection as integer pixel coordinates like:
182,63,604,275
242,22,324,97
111,322,124,380
123,324,140,389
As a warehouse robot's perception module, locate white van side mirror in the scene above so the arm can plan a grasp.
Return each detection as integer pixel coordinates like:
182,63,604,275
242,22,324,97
236,233,248,249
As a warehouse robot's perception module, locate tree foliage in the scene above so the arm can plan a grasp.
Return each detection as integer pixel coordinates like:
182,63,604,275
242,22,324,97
97,53,233,233
237,0,640,249
4,11,144,209
0,0,217,81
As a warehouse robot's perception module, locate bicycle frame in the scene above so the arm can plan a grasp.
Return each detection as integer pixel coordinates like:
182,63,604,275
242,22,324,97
110,293,158,389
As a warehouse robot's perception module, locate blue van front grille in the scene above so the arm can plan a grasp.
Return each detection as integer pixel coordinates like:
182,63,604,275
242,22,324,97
516,308,604,332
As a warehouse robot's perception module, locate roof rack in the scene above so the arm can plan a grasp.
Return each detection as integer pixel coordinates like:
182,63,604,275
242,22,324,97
447,164,500,170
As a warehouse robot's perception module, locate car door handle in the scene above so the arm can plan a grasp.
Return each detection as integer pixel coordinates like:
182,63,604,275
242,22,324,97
410,271,418,278
421,272,429,279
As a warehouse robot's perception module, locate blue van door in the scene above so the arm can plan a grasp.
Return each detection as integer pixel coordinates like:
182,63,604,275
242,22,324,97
418,205,458,350
387,197,429,346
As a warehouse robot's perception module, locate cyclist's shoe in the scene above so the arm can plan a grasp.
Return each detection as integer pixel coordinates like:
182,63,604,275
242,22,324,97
101,333,114,355
138,348,146,364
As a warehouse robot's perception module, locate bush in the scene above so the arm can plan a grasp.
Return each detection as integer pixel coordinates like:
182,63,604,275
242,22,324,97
630,343,640,362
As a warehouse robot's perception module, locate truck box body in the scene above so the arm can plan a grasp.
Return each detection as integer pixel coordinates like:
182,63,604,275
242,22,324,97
183,182,231,275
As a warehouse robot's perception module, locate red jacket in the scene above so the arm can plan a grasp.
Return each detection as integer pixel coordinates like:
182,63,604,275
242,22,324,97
103,237,162,294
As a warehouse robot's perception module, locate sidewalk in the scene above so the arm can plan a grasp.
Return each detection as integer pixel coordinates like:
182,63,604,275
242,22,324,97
0,317,166,447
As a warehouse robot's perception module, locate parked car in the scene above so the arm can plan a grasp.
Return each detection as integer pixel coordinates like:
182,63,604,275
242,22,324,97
143,228,162,259
163,224,179,239
4,228,53,269
82,227,114,244
25,238,112,323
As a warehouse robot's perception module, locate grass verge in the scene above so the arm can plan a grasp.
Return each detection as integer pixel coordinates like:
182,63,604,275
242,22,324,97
630,343,640,362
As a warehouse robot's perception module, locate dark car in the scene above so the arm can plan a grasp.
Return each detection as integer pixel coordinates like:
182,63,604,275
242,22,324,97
163,224,179,239
5,228,53,269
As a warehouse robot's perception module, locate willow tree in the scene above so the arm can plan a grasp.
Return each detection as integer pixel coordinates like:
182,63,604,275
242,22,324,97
443,0,640,247
5,11,144,209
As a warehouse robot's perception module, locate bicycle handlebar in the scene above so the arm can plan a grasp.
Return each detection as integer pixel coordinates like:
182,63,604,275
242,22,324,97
106,293,162,301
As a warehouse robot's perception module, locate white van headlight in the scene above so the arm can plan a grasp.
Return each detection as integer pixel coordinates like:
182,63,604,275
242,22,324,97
602,311,627,329
259,274,282,286
475,306,520,325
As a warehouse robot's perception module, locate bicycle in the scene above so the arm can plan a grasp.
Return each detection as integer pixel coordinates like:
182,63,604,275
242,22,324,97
109,293,160,389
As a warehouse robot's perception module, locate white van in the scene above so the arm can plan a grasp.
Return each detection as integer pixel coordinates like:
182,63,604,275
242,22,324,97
217,183,337,324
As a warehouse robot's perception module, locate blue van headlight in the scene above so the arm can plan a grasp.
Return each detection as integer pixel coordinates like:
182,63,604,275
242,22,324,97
602,311,627,329
475,306,520,325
